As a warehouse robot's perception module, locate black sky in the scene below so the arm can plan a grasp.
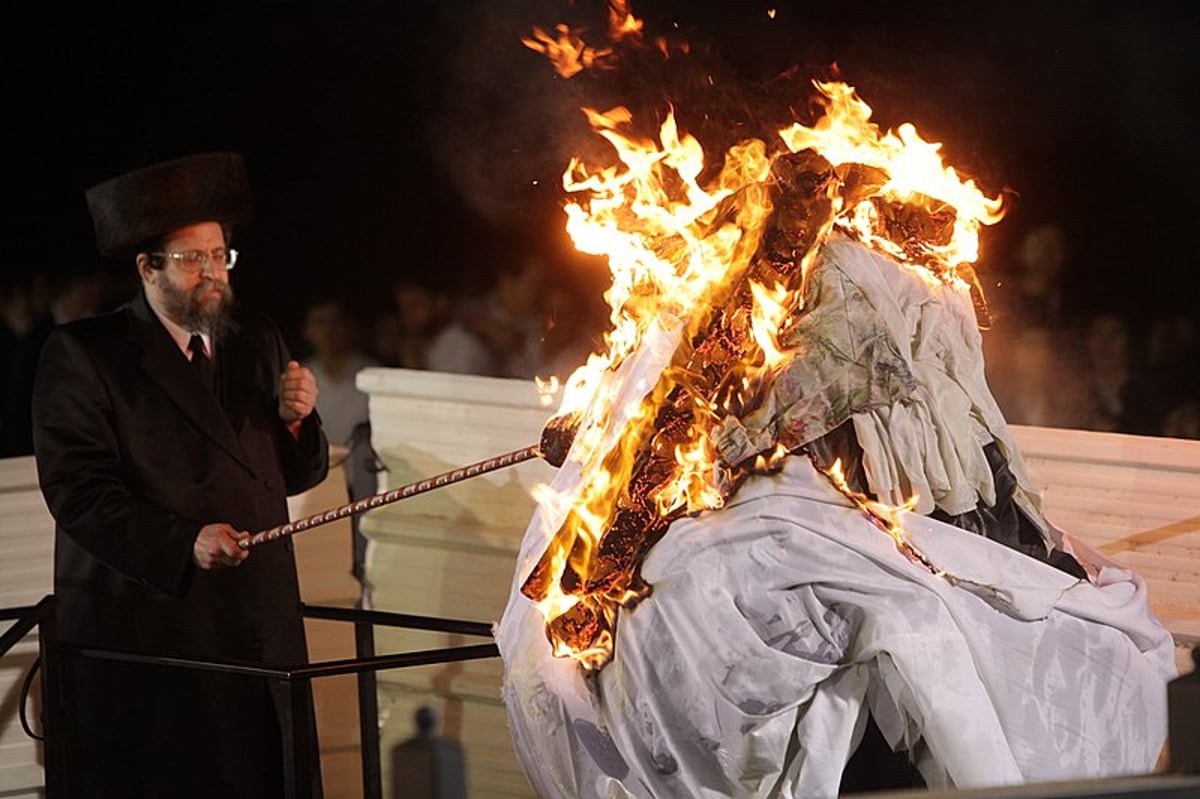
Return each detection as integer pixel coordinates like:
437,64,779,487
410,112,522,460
8,0,1199,336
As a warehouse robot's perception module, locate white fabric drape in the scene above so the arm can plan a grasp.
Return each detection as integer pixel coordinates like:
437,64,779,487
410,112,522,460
498,458,1174,797
498,237,1173,797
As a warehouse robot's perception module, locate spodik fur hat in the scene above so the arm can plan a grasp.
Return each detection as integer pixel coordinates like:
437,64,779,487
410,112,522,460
84,152,252,257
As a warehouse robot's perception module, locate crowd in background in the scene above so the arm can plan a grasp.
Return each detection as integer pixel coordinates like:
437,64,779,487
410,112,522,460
294,254,606,448
3,228,1198,459
0,266,137,457
983,223,1199,440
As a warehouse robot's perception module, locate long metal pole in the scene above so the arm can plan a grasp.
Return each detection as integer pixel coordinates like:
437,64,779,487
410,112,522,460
241,444,541,550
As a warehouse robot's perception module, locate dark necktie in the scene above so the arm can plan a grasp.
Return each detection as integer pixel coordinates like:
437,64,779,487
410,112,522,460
188,334,214,392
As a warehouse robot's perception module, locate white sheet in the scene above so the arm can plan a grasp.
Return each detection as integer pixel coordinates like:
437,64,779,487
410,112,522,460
497,456,1175,798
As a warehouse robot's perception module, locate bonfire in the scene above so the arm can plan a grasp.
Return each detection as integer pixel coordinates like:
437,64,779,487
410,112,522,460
520,74,1005,669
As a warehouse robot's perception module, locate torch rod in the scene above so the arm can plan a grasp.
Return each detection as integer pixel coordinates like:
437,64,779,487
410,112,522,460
240,444,541,550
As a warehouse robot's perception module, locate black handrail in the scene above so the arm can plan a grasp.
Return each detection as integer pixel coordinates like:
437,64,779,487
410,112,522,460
302,602,494,638
0,604,39,621
0,596,66,797
1,596,498,799
0,599,50,656
69,640,499,680
298,602,497,799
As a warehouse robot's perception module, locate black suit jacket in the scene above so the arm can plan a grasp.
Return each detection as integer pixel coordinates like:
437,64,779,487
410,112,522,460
32,291,329,796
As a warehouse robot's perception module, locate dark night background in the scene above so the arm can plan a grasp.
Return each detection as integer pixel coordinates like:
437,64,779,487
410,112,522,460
7,0,1200,344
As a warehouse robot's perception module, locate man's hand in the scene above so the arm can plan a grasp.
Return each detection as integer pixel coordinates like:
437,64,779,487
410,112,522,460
193,523,251,570
279,360,318,427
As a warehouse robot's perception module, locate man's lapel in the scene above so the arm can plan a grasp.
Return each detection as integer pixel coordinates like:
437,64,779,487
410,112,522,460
127,292,255,475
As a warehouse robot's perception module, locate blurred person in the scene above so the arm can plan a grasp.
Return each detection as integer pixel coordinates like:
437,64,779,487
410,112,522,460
392,275,494,375
301,297,383,587
1,271,45,342
0,271,50,391
539,278,606,379
464,254,547,378
1012,223,1068,328
32,153,328,797
49,265,110,324
1162,399,1200,439
302,297,378,446
1079,314,1132,432
986,222,1069,339
1124,313,1199,435
989,326,1086,429
371,312,406,368
1,266,109,456
1,274,33,414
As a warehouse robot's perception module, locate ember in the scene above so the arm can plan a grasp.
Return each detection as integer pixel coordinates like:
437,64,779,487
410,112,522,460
521,0,643,78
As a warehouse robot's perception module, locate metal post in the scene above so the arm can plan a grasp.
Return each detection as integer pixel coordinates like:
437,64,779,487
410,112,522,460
1169,646,1200,773
278,675,298,799
37,596,68,799
279,675,316,799
356,605,383,799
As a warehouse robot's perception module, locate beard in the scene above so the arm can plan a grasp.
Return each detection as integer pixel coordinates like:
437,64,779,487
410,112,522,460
160,277,235,339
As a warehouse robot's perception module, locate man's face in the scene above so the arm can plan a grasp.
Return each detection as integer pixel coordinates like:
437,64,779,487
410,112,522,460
139,221,234,335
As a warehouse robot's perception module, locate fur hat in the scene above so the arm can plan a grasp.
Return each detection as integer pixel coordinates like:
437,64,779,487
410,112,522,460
84,152,253,257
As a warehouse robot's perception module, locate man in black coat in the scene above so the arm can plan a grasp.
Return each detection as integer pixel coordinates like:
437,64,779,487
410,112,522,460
32,152,329,797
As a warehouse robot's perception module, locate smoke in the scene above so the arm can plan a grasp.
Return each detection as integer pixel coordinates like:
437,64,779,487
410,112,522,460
422,1,1011,230
422,0,780,228
424,1,602,228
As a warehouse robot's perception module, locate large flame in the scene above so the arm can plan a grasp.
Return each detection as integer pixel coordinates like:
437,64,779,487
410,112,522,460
524,109,775,669
780,80,1005,275
524,77,1004,670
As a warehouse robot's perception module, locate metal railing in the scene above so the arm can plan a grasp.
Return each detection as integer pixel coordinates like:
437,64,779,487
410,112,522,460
2,596,498,799
9,598,1196,798
0,596,67,797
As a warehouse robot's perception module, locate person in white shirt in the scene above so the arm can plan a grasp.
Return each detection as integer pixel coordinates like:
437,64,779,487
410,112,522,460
301,297,377,445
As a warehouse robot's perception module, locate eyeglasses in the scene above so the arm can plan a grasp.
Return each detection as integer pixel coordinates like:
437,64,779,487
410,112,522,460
150,247,238,274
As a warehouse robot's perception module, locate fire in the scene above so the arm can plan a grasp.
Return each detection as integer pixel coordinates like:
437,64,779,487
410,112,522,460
780,80,1005,276
748,280,795,369
819,458,921,555
521,61,1004,667
533,375,561,408
607,0,644,40
521,24,607,79
522,0,644,79
651,433,725,517
521,107,778,669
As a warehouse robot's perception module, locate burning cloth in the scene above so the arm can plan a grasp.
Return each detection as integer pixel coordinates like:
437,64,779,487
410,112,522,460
496,236,1174,796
